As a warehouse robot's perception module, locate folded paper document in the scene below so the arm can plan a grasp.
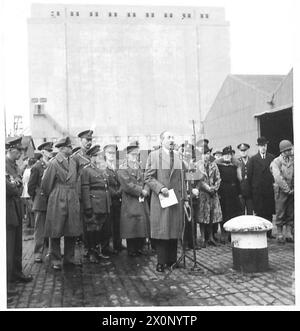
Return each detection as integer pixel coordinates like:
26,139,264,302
159,189,178,208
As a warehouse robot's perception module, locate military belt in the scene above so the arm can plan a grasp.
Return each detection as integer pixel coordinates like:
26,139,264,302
90,186,106,191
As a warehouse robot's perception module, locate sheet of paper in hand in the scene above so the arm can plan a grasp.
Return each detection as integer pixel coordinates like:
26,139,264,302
159,189,179,208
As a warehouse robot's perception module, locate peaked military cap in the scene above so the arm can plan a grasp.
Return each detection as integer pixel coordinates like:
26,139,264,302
126,141,139,153
237,143,250,151
55,136,72,148
5,136,24,150
71,146,81,155
103,144,118,152
257,136,268,146
37,141,53,152
222,145,234,155
86,144,101,156
213,150,222,156
78,130,93,139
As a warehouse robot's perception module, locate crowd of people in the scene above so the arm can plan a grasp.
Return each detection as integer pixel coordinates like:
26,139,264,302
5,129,294,297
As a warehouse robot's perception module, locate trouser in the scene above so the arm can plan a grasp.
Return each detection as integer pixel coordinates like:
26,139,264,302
95,214,111,249
126,238,145,253
152,239,178,265
50,237,76,266
86,231,98,252
6,223,23,283
33,211,46,258
110,203,122,250
275,191,294,227
184,218,196,248
240,196,254,215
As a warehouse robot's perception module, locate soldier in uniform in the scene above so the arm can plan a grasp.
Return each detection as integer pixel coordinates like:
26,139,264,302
81,145,112,262
6,137,33,296
236,143,253,215
118,142,150,257
248,137,275,238
28,141,53,263
71,130,93,252
41,137,82,270
104,144,124,253
270,140,294,243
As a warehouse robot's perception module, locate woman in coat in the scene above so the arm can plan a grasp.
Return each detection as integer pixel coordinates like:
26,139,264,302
216,145,242,243
194,145,222,247
118,142,150,257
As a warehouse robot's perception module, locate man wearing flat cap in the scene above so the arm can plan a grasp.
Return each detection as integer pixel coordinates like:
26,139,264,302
81,145,112,263
41,137,82,270
6,137,33,296
104,144,124,253
28,141,53,263
236,143,253,215
248,137,275,238
270,140,294,243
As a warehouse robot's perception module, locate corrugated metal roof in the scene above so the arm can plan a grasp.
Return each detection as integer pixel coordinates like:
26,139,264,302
232,74,285,94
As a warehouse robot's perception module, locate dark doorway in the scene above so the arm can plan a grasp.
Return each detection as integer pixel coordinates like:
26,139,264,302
259,108,293,156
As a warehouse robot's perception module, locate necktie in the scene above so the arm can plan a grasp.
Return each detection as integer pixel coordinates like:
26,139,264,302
170,150,174,170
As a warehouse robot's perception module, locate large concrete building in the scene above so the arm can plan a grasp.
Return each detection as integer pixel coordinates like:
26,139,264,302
28,4,230,148
203,69,293,156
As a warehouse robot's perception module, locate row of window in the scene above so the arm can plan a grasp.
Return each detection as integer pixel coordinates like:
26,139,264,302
50,11,210,19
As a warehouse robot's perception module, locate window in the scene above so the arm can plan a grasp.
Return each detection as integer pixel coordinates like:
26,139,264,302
109,12,112,17
127,12,131,17
205,14,209,18
151,13,154,17
187,13,191,18
34,104,45,115
90,12,93,16
114,12,117,17
133,12,136,17
95,12,99,17
164,13,168,18
200,14,204,18
70,11,74,16
182,13,186,18
57,11,60,16
50,11,54,17
170,13,173,18
76,12,79,16
146,12,149,17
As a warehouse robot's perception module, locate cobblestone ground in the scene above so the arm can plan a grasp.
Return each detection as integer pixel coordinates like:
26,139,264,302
7,227,294,308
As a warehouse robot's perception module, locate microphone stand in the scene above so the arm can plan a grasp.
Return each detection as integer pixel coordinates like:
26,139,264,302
166,153,204,276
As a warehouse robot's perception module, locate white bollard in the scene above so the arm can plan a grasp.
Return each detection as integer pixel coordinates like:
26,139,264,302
224,215,273,273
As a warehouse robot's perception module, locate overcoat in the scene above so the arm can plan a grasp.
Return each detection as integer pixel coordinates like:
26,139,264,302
217,160,242,222
144,148,186,240
247,152,275,217
6,156,23,227
118,161,150,239
28,160,48,211
196,160,222,224
237,157,252,198
41,152,81,238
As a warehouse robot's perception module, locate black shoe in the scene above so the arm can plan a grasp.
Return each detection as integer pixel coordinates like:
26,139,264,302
137,249,148,256
156,264,165,273
286,237,294,243
13,273,33,283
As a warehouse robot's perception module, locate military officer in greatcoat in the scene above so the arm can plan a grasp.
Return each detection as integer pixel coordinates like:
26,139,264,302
28,141,53,263
81,145,112,262
118,142,150,257
41,137,82,270
6,137,33,297
71,130,93,251
104,144,124,253
248,137,275,238
236,143,253,215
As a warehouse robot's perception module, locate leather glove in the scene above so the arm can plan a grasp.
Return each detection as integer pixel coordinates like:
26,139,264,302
84,208,93,218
